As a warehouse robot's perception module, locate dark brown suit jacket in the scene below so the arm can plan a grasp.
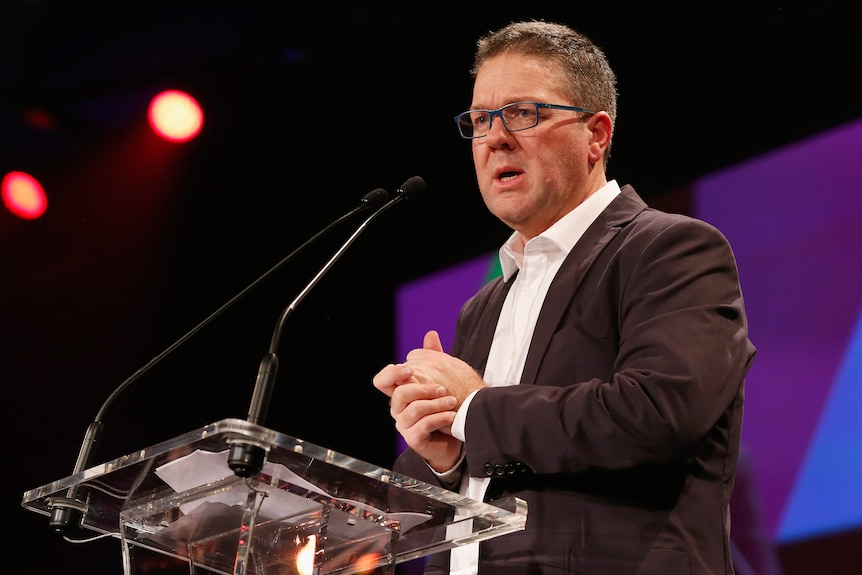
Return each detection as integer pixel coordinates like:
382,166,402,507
395,185,756,575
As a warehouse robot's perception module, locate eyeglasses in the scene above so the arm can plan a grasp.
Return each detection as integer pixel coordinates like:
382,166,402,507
454,101,596,139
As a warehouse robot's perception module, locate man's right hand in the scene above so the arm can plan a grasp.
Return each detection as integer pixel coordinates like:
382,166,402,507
373,362,463,473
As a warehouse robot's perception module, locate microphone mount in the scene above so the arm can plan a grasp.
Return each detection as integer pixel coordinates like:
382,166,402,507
228,176,425,477
46,186,390,537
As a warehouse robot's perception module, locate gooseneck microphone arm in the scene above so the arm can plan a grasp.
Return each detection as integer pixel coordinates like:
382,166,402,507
228,176,426,478
47,187,390,537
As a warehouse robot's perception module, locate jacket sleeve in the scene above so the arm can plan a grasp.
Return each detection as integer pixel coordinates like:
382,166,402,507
462,214,756,477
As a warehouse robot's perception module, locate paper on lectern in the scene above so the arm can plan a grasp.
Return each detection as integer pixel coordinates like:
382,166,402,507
154,449,431,533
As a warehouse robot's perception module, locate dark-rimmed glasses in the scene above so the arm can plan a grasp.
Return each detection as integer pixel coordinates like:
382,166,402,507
454,101,596,139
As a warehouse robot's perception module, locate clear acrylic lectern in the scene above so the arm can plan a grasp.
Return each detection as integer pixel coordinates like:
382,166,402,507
21,418,526,575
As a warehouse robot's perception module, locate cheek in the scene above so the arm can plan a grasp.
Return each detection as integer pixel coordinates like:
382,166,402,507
478,187,495,209
471,142,488,164
472,152,495,186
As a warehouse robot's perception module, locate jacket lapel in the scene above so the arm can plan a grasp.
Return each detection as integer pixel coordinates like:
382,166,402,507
519,185,647,385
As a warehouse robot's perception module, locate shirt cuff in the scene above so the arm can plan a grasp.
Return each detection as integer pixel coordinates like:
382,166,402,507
431,449,467,488
451,389,480,442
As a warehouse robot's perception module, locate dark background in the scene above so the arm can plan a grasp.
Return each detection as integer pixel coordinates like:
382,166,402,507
3,3,861,574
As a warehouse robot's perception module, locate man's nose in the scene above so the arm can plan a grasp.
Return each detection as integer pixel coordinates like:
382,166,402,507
484,112,515,146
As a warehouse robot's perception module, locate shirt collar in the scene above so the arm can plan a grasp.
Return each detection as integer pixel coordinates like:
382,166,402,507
498,180,622,281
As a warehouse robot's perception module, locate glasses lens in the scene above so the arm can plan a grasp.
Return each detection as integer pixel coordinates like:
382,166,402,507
502,103,539,131
457,111,490,138
456,103,542,138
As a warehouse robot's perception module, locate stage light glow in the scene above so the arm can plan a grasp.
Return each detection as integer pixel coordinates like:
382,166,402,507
2,171,48,219
296,534,316,575
148,89,204,143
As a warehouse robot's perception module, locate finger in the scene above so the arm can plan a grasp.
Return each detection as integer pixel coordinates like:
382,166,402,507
423,330,444,352
389,382,452,415
372,364,413,397
396,410,457,441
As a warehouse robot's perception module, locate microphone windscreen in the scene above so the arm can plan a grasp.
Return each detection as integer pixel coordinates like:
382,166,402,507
361,187,389,207
396,176,425,200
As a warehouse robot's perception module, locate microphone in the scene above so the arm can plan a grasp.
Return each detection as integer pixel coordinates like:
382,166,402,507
395,175,425,200
47,186,391,537
227,176,425,477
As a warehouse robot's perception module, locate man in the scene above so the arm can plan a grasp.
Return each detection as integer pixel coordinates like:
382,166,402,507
373,20,755,575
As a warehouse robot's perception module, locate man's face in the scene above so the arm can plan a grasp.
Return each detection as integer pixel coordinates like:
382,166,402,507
470,53,603,240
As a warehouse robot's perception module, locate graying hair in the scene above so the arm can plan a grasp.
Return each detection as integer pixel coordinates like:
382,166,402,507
472,20,618,152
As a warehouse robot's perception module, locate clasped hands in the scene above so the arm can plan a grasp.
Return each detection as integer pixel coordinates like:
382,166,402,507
373,330,485,472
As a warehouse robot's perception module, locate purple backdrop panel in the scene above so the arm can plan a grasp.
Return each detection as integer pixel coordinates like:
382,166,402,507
695,117,862,539
395,253,497,359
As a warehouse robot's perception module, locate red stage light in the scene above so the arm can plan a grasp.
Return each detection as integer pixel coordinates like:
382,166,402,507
148,90,204,143
2,171,48,219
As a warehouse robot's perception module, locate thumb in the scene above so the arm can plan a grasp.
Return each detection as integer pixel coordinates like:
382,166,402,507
423,330,444,352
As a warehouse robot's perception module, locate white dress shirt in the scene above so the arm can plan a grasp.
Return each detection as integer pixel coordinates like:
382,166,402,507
447,180,621,575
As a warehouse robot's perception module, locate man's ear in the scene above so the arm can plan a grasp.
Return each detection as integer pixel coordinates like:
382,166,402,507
586,111,613,164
